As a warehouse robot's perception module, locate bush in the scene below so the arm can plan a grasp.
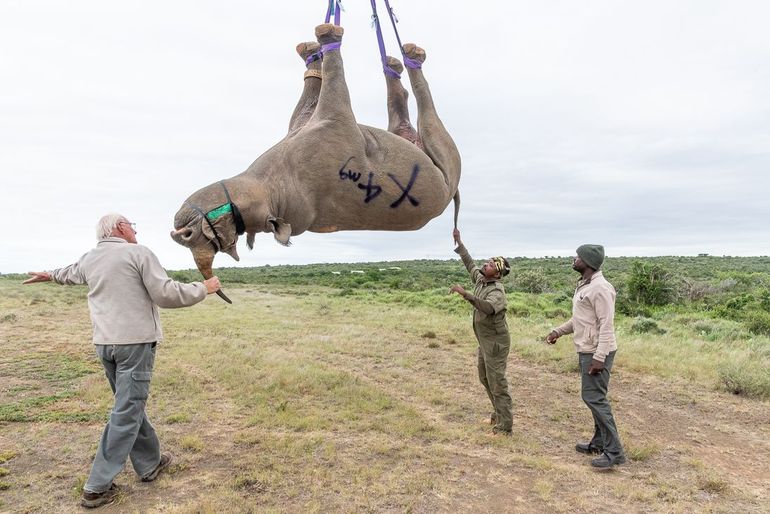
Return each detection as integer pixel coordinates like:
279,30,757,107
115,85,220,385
511,269,550,294
626,261,675,306
678,279,716,301
616,297,654,318
746,311,770,335
629,317,666,335
718,360,770,399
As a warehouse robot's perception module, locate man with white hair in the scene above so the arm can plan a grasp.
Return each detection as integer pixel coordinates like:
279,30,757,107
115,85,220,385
24,213,221,508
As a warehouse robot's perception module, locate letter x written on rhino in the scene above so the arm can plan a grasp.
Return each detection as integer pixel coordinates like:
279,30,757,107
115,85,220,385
171,23,461,299
338,157,420,207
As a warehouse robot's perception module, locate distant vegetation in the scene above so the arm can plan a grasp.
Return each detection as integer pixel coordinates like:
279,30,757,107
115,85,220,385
160,255,770,333
3,255,769,398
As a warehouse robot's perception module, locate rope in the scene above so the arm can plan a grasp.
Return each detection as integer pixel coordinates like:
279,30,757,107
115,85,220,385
369,0,401,78
383,0,421,69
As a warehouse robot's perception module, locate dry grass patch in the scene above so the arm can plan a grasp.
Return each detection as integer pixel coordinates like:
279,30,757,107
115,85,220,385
1,280,769,512
179,435,204,452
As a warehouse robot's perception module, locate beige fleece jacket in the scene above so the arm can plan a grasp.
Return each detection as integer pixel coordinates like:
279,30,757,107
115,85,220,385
552,271,617,362
49,237,207,344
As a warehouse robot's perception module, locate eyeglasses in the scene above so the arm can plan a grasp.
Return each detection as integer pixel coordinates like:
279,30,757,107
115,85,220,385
121,221,137,230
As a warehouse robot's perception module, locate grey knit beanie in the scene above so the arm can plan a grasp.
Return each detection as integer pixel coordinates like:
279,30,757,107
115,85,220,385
576,244,605,270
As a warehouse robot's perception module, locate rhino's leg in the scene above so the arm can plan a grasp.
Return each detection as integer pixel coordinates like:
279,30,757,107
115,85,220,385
402,44,461,191
384,56,424,150
311,24,359,131
288,42,323,134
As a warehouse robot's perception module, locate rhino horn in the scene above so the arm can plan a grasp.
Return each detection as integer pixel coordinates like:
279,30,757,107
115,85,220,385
193,249,232,304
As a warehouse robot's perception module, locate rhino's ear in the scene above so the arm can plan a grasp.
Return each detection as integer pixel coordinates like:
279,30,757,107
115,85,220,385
268,216,292,246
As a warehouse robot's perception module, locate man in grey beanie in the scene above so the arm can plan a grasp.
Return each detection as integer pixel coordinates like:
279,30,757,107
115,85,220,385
544,244,626,468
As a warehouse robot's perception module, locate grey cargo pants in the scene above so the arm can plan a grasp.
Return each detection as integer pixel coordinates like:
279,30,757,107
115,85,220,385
579,351,624,459
84,342,161,493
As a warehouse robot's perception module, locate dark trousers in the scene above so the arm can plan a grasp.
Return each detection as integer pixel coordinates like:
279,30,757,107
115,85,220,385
474,325,513,432
579,351,624,458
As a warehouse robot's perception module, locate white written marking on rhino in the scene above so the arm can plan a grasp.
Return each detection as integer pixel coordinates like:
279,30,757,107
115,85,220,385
338,157,421,208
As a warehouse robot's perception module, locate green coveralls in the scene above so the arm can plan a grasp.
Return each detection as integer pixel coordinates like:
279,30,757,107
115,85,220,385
455,244,513,433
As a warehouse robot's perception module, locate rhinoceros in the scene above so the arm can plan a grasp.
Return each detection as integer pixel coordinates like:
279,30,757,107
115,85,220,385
171,23,461,302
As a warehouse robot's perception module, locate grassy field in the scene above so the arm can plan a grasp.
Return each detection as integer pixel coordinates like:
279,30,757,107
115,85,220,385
0,257,768,512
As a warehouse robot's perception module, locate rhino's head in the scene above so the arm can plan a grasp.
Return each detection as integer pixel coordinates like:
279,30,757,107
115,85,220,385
171,184,245,304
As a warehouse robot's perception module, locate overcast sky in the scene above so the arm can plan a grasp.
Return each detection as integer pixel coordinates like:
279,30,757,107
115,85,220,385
2,1,769,274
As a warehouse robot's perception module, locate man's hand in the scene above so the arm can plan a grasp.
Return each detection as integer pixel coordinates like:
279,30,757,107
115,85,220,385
453,228,462,247
23,272,51,284
449,284,467,298
588,358,604,375
545,331,559,344
203,276,221,294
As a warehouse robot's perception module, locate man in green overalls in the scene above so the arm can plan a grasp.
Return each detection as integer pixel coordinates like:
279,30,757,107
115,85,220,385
450,229,513,435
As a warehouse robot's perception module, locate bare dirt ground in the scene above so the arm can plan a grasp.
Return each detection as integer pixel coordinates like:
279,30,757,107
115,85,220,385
1,285,768,513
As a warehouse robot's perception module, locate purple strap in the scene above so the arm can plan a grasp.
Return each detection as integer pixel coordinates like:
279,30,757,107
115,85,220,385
307,0,342,65
324,0,342,26
305,52,322,66
383,0,421,69
369,0,401,78
320,42,341,54
304,43,340,67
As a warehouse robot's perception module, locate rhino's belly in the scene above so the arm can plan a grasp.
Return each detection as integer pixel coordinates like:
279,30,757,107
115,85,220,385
309,164,453,231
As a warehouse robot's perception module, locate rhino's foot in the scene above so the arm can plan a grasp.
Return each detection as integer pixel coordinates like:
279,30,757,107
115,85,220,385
402,43,426,65
315,23,344,45
386,56,404,75
296,42,321,65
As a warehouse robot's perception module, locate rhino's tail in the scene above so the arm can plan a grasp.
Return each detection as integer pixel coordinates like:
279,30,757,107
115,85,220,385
453,189,461,230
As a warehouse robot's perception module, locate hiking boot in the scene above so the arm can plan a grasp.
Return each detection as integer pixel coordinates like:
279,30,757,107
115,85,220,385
141,453,173,482
81,483,121,508
591,452,626,468
575,442,603,455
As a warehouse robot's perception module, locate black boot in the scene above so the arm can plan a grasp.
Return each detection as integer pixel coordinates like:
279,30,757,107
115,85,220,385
575,442,602,455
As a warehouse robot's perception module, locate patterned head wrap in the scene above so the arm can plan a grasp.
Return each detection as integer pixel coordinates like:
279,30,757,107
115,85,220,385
491,256,510,277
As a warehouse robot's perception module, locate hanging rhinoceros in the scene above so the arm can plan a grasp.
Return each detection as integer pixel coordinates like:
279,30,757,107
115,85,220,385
171,23,461,302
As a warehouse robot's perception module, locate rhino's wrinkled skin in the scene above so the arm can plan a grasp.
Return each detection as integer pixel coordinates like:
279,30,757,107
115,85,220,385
172,24,461,284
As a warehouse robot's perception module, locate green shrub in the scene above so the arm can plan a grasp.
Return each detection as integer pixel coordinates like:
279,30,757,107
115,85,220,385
718,360,770,399
759,290,770,312
629,317,666,335
511,269,551,294
746,311,770,335
544,308,570,319
616,297,654,318
626,261,675,306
